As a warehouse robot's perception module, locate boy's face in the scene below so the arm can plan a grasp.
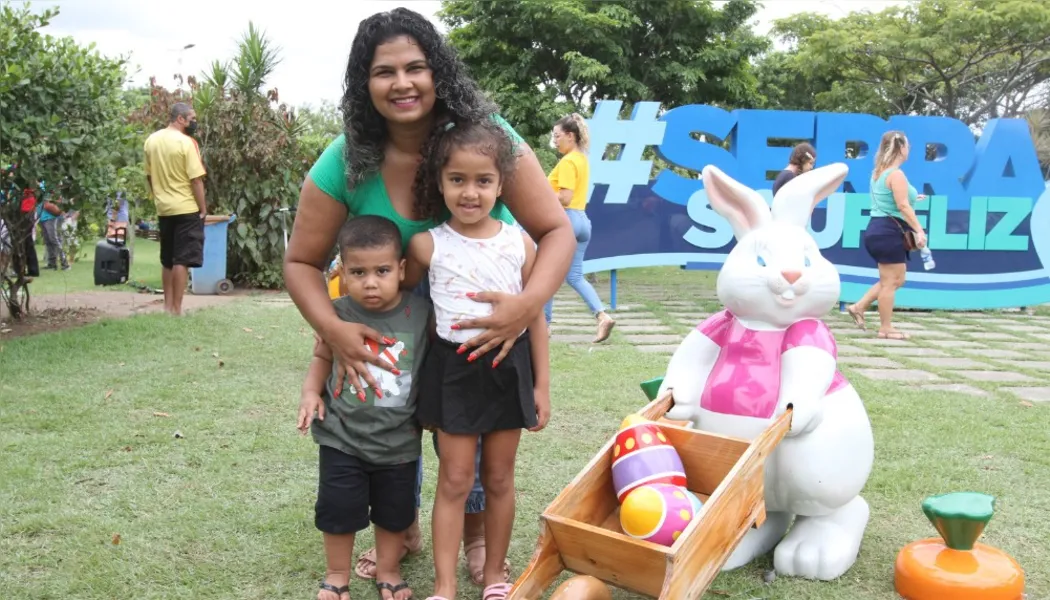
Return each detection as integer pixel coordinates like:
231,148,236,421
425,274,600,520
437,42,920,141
339,244,405,311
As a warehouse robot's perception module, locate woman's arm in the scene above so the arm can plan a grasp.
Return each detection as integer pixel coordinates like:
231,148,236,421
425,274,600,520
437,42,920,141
454,142,574,359
284,176,393,392
557,188,573,207
887,170,926,246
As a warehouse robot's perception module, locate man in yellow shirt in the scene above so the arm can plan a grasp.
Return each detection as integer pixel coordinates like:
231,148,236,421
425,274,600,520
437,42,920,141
144,102,207,316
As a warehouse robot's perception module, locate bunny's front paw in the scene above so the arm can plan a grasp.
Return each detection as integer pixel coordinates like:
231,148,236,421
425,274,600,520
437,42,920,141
780,400,823,437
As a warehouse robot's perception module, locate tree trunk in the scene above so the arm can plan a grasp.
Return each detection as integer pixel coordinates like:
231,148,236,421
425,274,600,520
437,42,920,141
0,206,35,320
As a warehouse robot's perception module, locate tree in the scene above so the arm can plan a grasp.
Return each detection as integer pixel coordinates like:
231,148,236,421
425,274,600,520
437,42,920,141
128,22,311,288
0,3,128,318
759,0,1050,127
439,0,767,167
1029,108,1050,180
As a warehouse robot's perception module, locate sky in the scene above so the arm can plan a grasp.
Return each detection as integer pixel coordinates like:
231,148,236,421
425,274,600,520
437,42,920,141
30,0,908,109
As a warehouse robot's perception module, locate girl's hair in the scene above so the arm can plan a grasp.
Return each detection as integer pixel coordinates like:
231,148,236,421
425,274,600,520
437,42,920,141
340,8,498,189
788,142,816,168
555,113,589,152
873,130,909,178
413,118,517,220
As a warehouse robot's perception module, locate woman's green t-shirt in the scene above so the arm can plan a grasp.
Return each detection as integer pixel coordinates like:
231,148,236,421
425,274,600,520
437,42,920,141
308,115,522,251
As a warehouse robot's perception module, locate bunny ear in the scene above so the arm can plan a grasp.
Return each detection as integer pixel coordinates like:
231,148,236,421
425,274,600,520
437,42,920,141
771,163,849,228
701,165,771,240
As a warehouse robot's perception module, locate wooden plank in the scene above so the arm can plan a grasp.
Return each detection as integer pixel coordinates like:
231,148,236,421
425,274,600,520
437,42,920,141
660,424,751,497
547,515,671,598
507,521,566,600
659,410,792,600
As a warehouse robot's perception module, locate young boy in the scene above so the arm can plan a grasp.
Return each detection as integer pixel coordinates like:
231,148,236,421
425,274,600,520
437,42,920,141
297,215,430,600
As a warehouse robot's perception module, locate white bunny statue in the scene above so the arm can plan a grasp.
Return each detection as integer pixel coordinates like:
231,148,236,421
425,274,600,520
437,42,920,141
657,163,875,580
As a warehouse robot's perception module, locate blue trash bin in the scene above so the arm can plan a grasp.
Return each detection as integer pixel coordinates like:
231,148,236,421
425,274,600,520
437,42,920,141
191,214,236,295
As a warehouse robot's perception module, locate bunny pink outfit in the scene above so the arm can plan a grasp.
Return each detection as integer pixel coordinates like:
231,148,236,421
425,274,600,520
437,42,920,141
698,310,848,419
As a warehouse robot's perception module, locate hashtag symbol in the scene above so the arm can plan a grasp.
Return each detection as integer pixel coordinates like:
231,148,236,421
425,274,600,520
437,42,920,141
585,101,666,205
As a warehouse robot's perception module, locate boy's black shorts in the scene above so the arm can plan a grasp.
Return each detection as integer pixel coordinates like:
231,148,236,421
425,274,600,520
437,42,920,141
315,445,417,535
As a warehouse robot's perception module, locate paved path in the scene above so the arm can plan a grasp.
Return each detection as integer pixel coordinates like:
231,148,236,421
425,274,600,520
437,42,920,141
548,283,1050,403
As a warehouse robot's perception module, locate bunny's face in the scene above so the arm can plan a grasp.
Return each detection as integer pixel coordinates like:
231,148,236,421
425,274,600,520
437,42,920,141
719,222,841,328
702,162,850,330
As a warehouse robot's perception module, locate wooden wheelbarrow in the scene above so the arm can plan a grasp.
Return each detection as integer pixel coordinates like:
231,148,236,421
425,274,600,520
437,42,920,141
508,384,791,599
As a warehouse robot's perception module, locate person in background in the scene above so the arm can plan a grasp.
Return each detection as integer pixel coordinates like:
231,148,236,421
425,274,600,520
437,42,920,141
37,194,68,270
106,191,130,239
143,102,208,316
771,142,816,196
846,130,927,339
544,113,616,343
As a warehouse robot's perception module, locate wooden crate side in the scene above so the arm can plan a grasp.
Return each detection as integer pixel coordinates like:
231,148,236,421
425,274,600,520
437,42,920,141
546,515,671,598
660,424,751,497
659,410,792,600
507,520,566,600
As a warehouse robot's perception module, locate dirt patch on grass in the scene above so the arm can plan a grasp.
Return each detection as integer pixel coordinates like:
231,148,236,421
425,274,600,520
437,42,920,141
0,289,267,340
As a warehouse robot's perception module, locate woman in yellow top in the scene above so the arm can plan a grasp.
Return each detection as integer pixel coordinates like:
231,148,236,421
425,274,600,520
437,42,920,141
544,113,616,342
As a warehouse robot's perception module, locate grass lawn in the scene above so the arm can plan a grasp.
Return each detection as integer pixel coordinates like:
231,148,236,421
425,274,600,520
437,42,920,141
27,238,164,297
1,269,1048,599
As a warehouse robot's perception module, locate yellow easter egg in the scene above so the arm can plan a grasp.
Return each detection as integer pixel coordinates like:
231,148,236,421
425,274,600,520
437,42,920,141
620,414,650,431
620,486,664,539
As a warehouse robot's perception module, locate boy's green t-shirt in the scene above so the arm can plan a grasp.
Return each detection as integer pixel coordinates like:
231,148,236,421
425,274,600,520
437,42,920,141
308,114,521,251
310,293,432,465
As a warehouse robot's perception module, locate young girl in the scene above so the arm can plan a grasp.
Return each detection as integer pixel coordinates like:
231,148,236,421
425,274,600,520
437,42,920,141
404,119,551,600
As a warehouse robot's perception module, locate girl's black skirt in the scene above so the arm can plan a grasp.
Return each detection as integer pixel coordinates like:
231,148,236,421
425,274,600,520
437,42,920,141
417,334,537,435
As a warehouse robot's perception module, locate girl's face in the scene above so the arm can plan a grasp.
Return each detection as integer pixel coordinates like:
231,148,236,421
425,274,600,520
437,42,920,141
802,156,816,172
900,140,910,161
440,146,502,227
368,35,436,126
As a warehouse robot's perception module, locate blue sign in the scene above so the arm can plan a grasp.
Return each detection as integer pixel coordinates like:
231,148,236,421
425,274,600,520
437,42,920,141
582,101,1050,310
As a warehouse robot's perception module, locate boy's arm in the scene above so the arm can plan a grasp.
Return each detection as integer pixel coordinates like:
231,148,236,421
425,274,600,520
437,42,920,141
402,232,433,291
303,334,334,396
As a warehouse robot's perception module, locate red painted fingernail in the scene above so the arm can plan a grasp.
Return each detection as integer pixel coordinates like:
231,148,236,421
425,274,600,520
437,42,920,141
492,360,499,368
465,292,476,298
382,337,395,345
450,324,460,331
392,368,402,375
357,392,366,402
468,353,477,363
457,346,467,355
375,388,383,398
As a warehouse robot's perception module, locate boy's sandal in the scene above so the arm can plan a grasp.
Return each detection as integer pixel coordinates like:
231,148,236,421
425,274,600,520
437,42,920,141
318,581,349,600
463,538,511,586
355,540,422,580
376,580,411,599
483,583,512,600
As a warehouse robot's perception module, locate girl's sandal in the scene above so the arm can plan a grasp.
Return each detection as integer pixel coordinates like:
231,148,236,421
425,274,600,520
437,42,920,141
463,538,511,586
375,580,411,600
877,330,909,340
318,581,350,600
482,583,512,600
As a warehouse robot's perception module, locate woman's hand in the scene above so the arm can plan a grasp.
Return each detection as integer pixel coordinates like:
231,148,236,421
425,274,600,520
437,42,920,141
322,320,399,399
915,230,928,249
453,291,538,365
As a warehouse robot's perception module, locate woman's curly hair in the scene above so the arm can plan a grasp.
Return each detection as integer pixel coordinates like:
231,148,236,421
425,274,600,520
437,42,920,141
341,8,498,190
413,119,517,221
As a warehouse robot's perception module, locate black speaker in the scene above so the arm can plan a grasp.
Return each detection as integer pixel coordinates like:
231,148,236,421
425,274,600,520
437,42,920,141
94,227,130,286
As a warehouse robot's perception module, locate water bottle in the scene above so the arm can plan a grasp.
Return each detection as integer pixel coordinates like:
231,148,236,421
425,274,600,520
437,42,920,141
920,247,935,270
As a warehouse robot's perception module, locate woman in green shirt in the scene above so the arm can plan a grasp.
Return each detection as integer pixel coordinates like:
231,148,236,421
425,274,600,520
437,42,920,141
845,131,928,339
283,8,574,600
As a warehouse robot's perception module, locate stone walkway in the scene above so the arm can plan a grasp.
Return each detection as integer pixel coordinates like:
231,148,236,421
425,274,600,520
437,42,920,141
547,284,1050,403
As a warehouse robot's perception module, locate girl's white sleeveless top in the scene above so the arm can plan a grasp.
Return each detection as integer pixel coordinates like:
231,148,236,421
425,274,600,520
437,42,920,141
428,222,526,344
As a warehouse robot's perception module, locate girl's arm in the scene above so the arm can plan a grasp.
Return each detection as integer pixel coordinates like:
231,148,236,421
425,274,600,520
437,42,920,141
519,232,550,431
285,177,393,393
402,232,433,291
454,143,574,361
